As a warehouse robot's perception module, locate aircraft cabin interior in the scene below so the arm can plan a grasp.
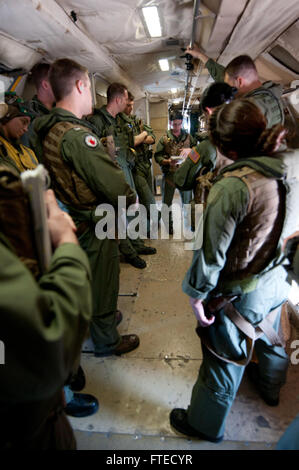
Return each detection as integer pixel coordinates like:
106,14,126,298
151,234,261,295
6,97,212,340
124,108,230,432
0,0,299,453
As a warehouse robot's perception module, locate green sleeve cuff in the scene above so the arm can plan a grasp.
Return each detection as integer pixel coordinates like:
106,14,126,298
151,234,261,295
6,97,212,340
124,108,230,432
182,276,209,300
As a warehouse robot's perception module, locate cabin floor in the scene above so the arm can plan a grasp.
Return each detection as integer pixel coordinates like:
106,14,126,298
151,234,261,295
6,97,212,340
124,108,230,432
69,195,299,451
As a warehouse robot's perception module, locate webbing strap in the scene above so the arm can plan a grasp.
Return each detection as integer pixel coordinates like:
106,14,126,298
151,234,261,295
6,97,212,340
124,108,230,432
198,303,283,367
224,302,283,346
258,311,285,347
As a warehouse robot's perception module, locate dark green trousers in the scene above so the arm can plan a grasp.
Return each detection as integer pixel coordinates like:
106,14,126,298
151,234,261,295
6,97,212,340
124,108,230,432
133,169,160,234
78,227,121,354
119,235,146,259
162,171,192,228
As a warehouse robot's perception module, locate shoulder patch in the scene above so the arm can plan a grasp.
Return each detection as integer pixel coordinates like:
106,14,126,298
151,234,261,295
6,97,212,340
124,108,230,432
188,148,200,164
84,135,98,148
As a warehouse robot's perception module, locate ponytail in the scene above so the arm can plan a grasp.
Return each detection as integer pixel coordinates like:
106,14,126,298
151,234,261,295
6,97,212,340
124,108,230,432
255,124,287,155
209,99,286,158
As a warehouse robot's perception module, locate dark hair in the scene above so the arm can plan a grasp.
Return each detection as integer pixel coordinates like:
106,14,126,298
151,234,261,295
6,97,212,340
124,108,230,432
107,83,127,103
49,59,88,102
170,112,183,121
209,98,286,158
127,91,134,101
225,55,258,81
29,62,51,89
200,82,237,112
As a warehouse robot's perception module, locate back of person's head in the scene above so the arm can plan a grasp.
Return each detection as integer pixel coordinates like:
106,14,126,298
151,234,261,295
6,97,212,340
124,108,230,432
200,82,237,112
225,55,258,82
49,58,88,102
29,62,51,90
107,83,127,104
209,98,286,158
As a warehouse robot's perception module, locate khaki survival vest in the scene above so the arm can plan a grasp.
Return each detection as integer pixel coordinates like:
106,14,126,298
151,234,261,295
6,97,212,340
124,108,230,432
247,86,284,128
163,133,192,172
43,122,97,210
163,133,192,156
219,166,285,282
194,150,233,206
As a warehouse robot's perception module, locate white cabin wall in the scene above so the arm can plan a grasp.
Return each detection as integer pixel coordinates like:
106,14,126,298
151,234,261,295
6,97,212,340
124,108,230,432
133,98,146,122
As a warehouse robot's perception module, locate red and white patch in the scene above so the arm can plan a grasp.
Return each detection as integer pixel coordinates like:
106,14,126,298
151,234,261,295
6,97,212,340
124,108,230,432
85,135,98,148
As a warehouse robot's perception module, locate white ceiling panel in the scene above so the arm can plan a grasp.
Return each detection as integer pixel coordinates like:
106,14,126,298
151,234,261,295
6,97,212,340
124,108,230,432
0,0,298,105
218,0,299,65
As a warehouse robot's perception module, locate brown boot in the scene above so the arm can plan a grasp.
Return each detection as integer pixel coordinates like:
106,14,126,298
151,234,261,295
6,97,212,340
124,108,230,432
114,334,140,355
95,334,140,357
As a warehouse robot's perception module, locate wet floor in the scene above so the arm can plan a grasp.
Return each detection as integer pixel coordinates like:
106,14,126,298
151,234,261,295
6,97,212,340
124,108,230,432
70,196,299,450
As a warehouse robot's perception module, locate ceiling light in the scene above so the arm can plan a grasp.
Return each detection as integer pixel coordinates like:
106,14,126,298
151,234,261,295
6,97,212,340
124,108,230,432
159,59,169,72
142,6,162,38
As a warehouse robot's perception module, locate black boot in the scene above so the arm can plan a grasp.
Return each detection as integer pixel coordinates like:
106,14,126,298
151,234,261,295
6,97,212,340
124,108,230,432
137,246,157,255
125,255,146,269
65,393,99,418
170,408,223,443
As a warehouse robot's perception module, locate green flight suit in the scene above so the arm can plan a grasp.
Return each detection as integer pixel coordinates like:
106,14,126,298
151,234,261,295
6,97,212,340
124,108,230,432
130,116,159,233
34,108,136,355
88,107,136,190
174,137,217,191
131,116,156,208
174,137,217,230
117,111,148,254
154,130,196,230
0,232,92,449
116,112,137,186
89,108,146,259
21,95,51,149
205,58,284,128
182,154,297,440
